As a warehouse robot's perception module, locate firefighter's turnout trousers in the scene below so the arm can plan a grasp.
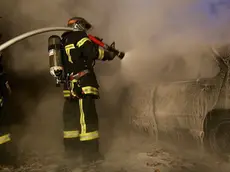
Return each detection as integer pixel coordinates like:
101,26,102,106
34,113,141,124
62,82,100,162
0,74,16,166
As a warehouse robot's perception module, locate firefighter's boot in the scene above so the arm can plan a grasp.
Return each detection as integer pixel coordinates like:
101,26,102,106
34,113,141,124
81,139,104,171
64,138,82,159
0,142,18,168
55,139,82,172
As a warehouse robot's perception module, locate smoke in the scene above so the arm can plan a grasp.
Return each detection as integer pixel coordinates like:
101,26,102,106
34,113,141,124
1,0,230,79
0,0,230,167
118,0,230,85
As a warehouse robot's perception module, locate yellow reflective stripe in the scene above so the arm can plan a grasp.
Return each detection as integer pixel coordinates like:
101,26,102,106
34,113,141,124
63,130,79,138
63,90,71,97
76,37,91,47
79,99,86,134
80,131,99,141
82,86,99,95
64,94,71,97
0,134,11,144
98,48,104,60
65,44,75,63
0,98,3,107
70,79,78,97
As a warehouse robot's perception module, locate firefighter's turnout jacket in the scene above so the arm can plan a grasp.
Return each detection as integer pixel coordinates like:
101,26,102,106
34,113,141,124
61,31,112,98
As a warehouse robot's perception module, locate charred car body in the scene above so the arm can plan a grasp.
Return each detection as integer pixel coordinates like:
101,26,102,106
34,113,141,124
124,0,230,159
154,47,229,156
124,46,230,159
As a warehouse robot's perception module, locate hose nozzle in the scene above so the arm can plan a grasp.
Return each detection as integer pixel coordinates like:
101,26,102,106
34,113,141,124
117,51,125,59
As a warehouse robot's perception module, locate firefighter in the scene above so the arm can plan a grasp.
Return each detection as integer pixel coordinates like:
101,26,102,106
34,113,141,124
51,17,117,165
0,51,17,168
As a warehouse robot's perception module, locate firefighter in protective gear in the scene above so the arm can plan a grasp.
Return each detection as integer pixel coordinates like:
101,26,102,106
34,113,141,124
58,17,117,164
0,52,16,167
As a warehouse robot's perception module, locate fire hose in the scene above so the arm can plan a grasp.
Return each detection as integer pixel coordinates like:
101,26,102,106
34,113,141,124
0,26,125,59
0,27,74,52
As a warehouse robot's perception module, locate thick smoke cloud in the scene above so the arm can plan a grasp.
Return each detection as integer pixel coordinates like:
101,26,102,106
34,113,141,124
1,0,230,79
0,0,230,164
120,0,230,84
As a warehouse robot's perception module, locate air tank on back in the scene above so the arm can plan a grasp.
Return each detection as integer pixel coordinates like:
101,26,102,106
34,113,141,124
48,35,63,78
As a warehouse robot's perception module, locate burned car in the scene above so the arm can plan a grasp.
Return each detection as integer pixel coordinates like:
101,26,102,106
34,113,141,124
123,45,230,159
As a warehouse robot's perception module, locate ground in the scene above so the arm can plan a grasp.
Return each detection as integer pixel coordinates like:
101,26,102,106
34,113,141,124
5,126,230,172
2,77,229,172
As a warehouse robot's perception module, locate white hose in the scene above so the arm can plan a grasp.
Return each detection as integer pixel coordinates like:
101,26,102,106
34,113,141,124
0,27,75,51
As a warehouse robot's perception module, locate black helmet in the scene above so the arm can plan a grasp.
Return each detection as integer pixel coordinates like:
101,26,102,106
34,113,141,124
67,17,92,31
